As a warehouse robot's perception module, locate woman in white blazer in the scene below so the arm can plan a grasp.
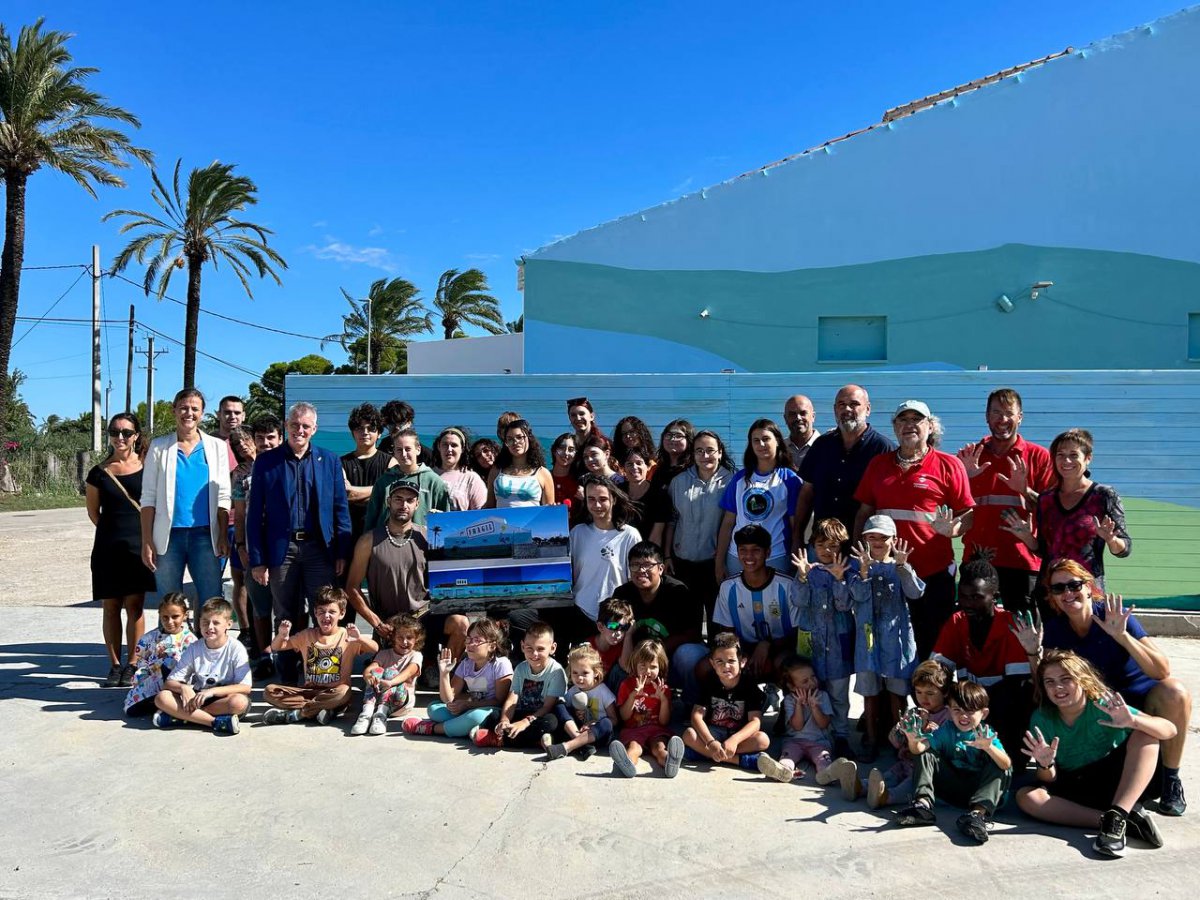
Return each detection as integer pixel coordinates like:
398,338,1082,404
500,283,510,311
140,388,231,613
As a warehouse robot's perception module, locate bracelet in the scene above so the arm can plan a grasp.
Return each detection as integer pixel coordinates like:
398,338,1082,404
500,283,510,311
1036,760,1055,769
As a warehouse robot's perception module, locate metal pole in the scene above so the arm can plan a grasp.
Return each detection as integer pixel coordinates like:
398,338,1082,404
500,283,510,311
125,304,134,412
91,245,102,451
146,335,155,435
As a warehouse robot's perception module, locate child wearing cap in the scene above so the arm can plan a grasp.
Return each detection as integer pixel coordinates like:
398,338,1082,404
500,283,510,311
849,513,924,762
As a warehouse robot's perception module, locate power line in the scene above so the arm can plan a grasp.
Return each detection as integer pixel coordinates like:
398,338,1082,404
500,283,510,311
19,264,90,272
11,269,90,348
134,321,264,380
107,271,328,342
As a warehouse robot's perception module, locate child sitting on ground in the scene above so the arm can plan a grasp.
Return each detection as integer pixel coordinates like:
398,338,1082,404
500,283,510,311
125,592,196,717
609,639,686,778
864,659,953,809
895,680,1012,844
756,655,839,786
590,597,635,692
352,613,425,735
790,518,855,757
263,587,379,726
849,515,923,761
153,597,251,735
545,644,619,760
474,621,567,749
682,632,770,770
404,617,513,740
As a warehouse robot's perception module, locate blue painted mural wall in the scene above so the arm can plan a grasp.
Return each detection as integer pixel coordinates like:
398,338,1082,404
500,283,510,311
522,8,1200,374
288,369,1200,606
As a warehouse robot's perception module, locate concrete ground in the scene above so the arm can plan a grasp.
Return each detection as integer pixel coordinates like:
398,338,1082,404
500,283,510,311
2,508,1198,899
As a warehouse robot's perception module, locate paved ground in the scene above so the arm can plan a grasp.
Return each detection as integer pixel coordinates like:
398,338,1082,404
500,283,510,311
2,508,1198,899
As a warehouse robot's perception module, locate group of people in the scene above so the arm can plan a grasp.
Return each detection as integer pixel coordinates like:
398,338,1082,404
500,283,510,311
85,384,1192,858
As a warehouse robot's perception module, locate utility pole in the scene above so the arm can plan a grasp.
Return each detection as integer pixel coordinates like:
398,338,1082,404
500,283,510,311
104,380,112,424
136,337,169,434
125,304,135,412
366,294,372,375
91,245,102,452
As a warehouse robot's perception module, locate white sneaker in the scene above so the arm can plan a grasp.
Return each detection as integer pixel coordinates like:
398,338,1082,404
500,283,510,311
368,714,389,736
351,714,372,736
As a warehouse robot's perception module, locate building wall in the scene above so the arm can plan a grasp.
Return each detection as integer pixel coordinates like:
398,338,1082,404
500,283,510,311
288,369,1200,608
408,332,523,375
522,8,1200,374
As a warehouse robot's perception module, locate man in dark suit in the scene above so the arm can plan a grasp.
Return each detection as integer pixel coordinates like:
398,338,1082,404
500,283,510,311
247,401,353,685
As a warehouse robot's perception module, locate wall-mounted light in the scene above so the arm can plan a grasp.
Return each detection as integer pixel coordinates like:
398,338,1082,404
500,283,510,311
996,294,1014,313
1030,280,1053,300
699,308,710,319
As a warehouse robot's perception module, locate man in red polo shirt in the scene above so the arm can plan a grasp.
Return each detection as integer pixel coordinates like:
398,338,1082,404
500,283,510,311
854,400,974,660
956,388,1055,615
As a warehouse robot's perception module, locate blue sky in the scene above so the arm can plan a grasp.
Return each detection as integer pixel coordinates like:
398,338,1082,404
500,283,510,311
5,0,1183,421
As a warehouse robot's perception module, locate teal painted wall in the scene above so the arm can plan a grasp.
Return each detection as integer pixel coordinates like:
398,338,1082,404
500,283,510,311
288,369,1200,608
522,9,1200,375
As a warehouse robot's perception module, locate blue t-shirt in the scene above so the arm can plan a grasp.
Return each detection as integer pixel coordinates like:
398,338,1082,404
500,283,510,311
720,467,802,560
173,443,210,528
926,723,1009,773
1043,602,1157,697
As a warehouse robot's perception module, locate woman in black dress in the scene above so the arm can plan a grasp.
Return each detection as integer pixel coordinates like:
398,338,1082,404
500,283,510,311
85,412,156,687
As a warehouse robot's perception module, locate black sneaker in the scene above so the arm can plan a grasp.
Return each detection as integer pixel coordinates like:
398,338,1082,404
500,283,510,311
1094,809,1127,858
1126,804,1164,849
897,803,937,827
103,664,122,688
253,657,275,681
1158,776,1187,817
118,663,136,687
956,810,990,844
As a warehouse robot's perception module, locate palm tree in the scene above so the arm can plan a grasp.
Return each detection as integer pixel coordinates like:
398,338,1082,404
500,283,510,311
104,159,287,388
432,268,504,340
0,19,150,456
322,277,432,374
506,314,524,333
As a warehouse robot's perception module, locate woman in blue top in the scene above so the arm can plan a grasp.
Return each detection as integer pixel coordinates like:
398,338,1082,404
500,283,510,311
1014,558,1192,817
714,419,801,581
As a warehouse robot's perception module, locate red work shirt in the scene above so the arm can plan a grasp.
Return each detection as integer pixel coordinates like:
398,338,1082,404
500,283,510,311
854,449,974,579
961,435,1054,571
931,610,1031,686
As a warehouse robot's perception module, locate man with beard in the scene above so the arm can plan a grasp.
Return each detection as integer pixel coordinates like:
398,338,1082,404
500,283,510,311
344,479,469,667
930,559,1032,760
955,389,1055,615
782,394,818,471
793,385,895,552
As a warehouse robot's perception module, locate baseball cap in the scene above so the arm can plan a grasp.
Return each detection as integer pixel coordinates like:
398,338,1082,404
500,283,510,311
893,400,931,420
861,515,897,537
387,478,420,498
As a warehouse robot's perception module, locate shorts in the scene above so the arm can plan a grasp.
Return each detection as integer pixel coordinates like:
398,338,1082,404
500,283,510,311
619,723,673,747
855,671,909,698
1044,740,1162,805
227,526,243,572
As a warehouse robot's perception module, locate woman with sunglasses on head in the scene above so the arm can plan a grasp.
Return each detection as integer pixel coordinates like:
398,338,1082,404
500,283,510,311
86,412,157,687
485,418,555,509
567,396,604,445
1012,558,1192,817
1003,428,1131,594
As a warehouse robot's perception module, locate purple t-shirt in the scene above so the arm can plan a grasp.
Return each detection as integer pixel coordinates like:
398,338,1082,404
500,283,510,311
454,655,514,703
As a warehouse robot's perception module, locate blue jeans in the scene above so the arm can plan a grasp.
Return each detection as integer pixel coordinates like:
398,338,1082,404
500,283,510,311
156,526,224,615
671,642,709,706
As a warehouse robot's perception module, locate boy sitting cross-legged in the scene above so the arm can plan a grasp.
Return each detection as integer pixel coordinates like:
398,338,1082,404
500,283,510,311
682,632,770,770
153,597,251,735
263,587,378,726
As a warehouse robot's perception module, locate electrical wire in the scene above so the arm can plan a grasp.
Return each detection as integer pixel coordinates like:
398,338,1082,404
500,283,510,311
11,269,90,348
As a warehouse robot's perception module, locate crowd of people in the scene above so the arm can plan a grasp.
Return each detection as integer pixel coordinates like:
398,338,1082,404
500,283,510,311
84,384,1192,858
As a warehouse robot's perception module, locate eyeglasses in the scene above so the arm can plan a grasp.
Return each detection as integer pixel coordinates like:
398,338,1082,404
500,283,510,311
631,563,661,573
695,448,719,456
1048,579,1087,595
663,431,686,440
108,428,137,439
603,621,629,633
466,636,494,646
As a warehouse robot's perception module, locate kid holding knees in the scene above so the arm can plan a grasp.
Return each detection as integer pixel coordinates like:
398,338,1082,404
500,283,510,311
790,518,855,757
263,588,379,726
894,680,1012,844
849,515,923,761
125,592,196,717
609,639,686,778
352,613,424,736
403,618,513,740
682,633,770,770
865,660,953,809
474,621,567,749
1016,650,1175,859
153,597,251,735
546,644,619,760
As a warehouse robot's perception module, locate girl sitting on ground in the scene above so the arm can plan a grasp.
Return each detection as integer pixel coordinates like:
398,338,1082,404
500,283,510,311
124,592,196,717
353,614,425,735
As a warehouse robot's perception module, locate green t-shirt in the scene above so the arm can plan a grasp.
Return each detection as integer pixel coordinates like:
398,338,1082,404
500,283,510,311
1030,699,1136,772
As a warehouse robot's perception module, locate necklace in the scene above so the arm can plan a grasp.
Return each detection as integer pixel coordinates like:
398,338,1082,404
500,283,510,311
385,525,413,547
896,449,927,467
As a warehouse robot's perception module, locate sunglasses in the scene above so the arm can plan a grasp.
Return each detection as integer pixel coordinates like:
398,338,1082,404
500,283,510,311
108,428,137,439
1048,579,1087,595
604,621,630,633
